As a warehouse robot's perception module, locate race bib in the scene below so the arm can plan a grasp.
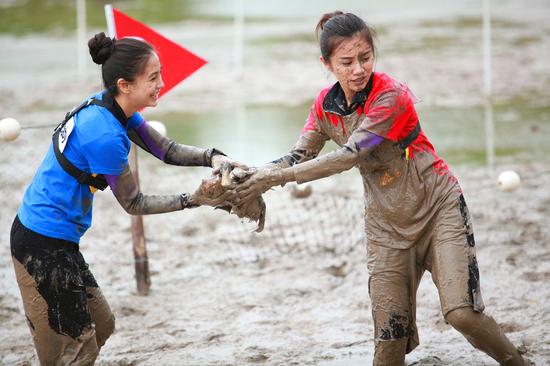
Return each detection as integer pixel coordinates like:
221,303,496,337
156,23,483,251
58,117,75,153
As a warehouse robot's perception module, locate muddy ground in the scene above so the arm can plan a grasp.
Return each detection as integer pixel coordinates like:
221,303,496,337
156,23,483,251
1,2,549,365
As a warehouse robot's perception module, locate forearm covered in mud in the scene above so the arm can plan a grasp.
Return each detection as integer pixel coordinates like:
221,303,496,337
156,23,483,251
283,147,358,184
266,131,328,169
132,122,212,167
266,148,319,170
164,142,215,167
275,129,386,185
105,165,193,215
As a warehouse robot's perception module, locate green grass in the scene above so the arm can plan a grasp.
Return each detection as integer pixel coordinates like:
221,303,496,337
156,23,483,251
512,35,540,47
420,16,523,30
441,146,525,166
0,0,226,35
0,0,301,35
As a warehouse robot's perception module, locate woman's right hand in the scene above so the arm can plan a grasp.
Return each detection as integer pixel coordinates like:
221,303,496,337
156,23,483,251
235,167,285,202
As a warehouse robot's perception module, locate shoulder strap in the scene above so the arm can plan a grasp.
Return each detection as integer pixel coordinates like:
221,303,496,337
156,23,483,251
51,92,142,191
397,122,421,150
52,96,112,191
52,127,109,191
91,93,153,154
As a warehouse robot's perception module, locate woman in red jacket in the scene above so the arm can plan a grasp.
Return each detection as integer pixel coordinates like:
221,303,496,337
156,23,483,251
237,11,529,366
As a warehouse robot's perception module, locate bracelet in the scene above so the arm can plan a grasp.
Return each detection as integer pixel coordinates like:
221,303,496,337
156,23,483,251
180,193,199,209
204,148,227,167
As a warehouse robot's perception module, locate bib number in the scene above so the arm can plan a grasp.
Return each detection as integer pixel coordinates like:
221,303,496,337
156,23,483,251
58,117,75,153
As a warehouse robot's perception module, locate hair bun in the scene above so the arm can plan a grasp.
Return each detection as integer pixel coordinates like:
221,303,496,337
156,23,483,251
316,11,345,34
88,32,115,65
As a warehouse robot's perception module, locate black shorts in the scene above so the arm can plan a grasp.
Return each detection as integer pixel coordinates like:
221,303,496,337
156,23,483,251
10,215,98,338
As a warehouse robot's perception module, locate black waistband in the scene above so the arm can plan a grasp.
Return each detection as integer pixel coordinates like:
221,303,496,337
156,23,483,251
397,122,421,150
11,215,79,260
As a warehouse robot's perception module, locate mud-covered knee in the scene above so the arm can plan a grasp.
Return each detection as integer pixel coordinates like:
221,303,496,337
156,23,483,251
96,314,115,347
104,314,115,337
445,306,478,332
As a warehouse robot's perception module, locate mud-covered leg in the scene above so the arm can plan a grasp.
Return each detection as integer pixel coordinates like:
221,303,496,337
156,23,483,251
74,250,116,350
446,307,527,365
368,244,419,366
86,288,115,348
12,257,99,366
432,194,528,365
370,276,414,366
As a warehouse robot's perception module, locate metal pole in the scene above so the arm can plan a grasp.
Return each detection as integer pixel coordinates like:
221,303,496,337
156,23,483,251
104,4,115,38
482,0,495,173
233,0,246,159
233,0,244,80
128,144,151,295
105,4,150,295
77,0,86,80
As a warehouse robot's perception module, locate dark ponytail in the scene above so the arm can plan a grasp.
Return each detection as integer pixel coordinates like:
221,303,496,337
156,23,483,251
88,32,155,95
315,11,377,61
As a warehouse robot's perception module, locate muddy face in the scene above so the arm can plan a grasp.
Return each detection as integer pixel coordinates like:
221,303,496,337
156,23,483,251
323,34,374,105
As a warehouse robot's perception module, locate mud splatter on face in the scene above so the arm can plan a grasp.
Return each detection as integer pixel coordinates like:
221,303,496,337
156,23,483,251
325,35,374,105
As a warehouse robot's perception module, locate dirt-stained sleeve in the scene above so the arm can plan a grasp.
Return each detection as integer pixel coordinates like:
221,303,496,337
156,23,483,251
345,83,418,153
267,97,330,169
128,121,215,167
105,164,190,215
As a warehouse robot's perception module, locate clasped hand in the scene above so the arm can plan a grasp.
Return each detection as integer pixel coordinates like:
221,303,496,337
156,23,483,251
189,158,286,209
234,166,286,202
189,157,245,208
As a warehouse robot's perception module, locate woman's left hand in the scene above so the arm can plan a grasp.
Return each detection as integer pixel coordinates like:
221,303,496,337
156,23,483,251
211,154,248,174
211,155,249,188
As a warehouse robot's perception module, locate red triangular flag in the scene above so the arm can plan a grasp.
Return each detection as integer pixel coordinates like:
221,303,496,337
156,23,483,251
109,7,206,98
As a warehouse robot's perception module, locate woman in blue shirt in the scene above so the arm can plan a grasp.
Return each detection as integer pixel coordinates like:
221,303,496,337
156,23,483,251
10,32,237,365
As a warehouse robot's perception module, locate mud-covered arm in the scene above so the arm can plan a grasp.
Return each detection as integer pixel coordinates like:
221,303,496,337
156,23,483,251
284,146,356,184
236,84,417,199
266,130,329,169
233,126,329,200
288,86,416,185
128,121,223,167
236,130,383,201
105,164,233,215
291,130,384,183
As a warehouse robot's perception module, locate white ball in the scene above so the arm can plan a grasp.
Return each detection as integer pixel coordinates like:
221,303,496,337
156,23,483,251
497,170,521,192
0,117,21,141
147,120,167,137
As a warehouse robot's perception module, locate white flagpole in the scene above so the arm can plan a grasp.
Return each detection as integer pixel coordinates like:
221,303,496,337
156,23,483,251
233,0,244,80
482,0,495,173
104,4,150,295
77,0,86,80
104,4,116,37
233,0,246,160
